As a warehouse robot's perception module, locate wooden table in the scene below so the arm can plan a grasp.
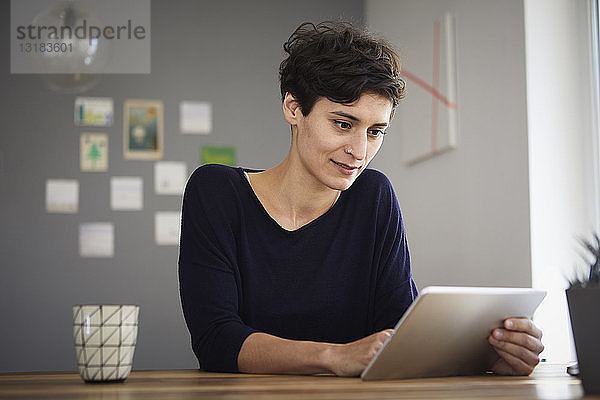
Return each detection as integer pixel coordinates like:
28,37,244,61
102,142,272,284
0,363,593,399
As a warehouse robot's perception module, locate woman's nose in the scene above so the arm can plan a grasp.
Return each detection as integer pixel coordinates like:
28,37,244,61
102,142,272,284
348,132,367,160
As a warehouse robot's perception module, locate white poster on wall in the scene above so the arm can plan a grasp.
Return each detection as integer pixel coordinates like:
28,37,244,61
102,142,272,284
79,223,114,258
111,177,143,211
46,179,79,213
155,212,181,245
155,161,187,195
180,101,212,134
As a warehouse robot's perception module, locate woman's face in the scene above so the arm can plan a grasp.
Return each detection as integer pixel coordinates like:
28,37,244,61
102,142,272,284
286,92,393,191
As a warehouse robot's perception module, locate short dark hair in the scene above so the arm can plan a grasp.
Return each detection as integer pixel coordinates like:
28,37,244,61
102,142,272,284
279,20,406,115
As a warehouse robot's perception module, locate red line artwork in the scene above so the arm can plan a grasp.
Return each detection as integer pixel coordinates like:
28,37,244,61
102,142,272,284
431,19,440,153
399,13,458,165
399,17,457,154
401,70,457,110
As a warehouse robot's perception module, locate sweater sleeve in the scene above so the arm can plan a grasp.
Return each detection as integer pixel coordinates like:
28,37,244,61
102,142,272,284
371,173,418,332
178,165,257,372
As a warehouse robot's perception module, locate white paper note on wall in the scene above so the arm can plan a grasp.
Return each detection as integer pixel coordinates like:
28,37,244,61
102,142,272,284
79,223,114,257
155,161,187,195
155,212,181,245
46,179,79,213
180,101,212,134
111,177,143,210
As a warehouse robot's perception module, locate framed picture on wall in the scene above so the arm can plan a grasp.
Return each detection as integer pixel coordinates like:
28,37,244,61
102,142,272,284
123,99,164,160
397,12,458,165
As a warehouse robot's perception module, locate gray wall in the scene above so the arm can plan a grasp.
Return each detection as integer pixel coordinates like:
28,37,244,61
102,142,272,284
0,0,363,372
367,0,532,289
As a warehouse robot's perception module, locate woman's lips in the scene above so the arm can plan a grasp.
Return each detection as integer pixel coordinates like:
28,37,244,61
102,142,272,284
332,160,360,175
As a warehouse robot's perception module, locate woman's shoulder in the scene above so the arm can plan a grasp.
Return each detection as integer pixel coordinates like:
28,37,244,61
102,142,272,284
189,163,243,180
184,164,250,209
351,169,404,229
353,168,394,193
349,168,401,215
187,164,245,189
183,165,251,225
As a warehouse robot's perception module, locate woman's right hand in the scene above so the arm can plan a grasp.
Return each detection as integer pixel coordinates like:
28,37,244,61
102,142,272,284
325,329,393,377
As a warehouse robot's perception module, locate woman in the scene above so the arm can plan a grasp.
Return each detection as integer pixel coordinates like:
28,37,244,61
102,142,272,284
178,20,543,377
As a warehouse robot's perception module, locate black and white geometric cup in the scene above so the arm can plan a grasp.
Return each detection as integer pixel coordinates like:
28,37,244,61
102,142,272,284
72,305,139,382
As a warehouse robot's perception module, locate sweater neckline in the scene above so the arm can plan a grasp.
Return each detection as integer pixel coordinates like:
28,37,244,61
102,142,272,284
236,167,345,235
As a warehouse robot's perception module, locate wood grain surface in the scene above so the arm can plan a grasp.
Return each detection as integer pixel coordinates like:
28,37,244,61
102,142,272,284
0,363,589,400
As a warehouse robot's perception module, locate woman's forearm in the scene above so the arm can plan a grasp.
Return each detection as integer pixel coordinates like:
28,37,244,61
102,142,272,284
237,329,392,376
237,332,336,375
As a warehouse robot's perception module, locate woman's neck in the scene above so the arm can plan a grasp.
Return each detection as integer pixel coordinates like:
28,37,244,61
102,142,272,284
248,153,340,231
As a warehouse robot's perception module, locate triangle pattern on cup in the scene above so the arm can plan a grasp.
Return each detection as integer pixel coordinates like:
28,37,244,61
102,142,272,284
102,306,121,325
121,326,137,345
101,326,120,346
120,347,134,364
85,347,101,366
73,325,83,346
102,347,119,366
118,366,131,379
82,306,102,325
122,307,138,325
103,366,118,380
73,306,82,325
85,326,102,346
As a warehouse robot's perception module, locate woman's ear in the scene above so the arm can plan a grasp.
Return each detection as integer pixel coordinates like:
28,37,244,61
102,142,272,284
282,92,302,125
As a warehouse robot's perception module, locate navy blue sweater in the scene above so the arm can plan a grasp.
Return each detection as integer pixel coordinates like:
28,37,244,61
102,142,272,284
178,164,417,372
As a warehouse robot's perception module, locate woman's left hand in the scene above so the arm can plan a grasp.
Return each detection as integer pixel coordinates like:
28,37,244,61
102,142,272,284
488,318,544,375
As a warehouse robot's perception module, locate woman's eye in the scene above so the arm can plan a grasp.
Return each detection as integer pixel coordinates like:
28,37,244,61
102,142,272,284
334,120,352,130
369,129,386,137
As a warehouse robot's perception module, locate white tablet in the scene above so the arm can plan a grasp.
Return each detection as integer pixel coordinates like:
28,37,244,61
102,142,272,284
361,286,546,381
